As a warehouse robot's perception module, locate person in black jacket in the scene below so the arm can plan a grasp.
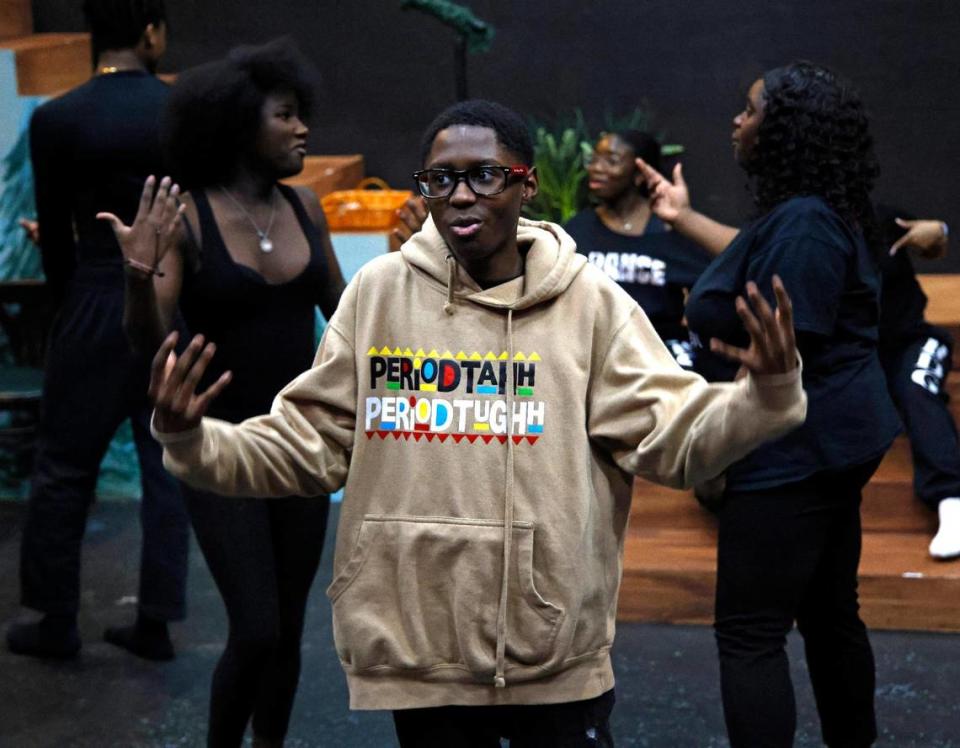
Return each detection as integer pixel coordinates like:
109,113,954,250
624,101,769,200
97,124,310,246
5,0,189,662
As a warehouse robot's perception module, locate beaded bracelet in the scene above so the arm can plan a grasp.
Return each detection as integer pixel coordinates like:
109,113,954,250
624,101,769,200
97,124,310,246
125,258,165,278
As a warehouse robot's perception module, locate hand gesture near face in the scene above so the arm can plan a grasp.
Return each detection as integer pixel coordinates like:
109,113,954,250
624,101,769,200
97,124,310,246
149,332,232,433
710,276,798,377
97,175,184,275
391,195,429,245
635,159,691,225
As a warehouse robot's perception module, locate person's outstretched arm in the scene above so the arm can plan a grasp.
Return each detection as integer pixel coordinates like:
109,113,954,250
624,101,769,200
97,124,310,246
636,159,739,256
589,276,806,488
146,282,359,499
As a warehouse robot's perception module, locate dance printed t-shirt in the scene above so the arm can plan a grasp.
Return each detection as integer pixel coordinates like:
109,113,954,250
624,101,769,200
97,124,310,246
564,210,712,341
685,196,900,490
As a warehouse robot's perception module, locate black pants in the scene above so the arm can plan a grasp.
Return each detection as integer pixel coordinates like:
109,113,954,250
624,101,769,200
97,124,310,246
882,330,960,509
714,460,881,748
20,278,189,620
185,488,329,746
392,689,615,747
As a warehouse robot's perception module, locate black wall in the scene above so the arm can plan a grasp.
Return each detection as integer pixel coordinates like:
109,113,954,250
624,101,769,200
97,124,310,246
34,1,960,269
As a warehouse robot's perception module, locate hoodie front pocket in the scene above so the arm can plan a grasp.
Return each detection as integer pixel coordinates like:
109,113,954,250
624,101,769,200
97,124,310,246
327,515,564,675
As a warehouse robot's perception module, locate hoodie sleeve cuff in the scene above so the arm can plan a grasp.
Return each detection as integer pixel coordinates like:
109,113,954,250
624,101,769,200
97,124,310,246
150,410,204,445
746,357,804,410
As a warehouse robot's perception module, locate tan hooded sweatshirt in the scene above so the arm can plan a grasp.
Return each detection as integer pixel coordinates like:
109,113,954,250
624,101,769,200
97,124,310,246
155,216,806,710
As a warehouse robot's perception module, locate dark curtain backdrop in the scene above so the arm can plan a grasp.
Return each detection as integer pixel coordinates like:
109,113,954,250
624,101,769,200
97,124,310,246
33,0,960,270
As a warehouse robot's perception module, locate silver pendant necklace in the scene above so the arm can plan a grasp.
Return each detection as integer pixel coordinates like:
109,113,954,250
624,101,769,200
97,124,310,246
220,185,278,253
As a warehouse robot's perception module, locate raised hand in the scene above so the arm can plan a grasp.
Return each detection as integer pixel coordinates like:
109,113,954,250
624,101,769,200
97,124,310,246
636,159,690,225
97,175,185,274
149,331,232,433
709,276,798,376
889,218,948,259
391,195,429,245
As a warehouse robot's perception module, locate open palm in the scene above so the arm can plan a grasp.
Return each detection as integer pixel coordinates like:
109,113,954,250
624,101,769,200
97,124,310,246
97,175,184,272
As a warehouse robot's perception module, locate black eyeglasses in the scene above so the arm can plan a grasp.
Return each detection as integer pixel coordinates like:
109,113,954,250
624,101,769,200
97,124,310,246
412,165,530,199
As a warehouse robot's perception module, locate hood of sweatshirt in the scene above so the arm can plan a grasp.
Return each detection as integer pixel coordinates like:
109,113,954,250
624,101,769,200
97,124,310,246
401,214,587,313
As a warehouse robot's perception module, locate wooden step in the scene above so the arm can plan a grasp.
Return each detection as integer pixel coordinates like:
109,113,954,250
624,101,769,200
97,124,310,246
861,479,937,533
917,275,960,329
631,441,938,536
0,33,91,96
618,527,960,632
0,0,31,39
630,481,936,536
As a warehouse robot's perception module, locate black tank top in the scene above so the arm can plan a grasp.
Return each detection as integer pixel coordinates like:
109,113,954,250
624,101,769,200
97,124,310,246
180,184,330,423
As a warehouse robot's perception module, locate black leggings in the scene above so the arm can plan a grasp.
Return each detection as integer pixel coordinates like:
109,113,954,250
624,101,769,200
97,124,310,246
185,488,329,747
714,459,881,748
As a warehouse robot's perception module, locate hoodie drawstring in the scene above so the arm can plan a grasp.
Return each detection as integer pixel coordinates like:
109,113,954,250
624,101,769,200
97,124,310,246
443,255,456,315
442,250,510,686
493,307,515,688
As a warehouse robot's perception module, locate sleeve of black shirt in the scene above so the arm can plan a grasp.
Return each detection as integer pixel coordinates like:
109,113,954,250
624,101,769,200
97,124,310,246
30,106,77,300
745,207,852,337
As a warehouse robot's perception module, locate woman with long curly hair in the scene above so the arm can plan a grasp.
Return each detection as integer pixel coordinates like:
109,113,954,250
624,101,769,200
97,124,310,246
640,62,899,747
100,39,345,746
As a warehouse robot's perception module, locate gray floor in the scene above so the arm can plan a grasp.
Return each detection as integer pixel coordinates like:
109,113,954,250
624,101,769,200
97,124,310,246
0,501,957,747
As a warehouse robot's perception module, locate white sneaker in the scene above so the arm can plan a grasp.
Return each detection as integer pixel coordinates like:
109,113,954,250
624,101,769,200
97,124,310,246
929,497,960,560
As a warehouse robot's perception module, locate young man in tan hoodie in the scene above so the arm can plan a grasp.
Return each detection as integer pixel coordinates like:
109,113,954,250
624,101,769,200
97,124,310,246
110,100,806,746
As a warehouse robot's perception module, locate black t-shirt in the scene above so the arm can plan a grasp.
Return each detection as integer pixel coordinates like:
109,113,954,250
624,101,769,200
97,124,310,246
564,210,712,341
685,196,900,490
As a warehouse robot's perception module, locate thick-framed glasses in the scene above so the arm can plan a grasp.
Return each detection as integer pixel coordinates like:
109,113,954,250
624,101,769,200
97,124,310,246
412,165,530,199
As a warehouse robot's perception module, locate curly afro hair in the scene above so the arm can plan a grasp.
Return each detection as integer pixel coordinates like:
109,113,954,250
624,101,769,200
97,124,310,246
162,38,319,190
749,61,878,235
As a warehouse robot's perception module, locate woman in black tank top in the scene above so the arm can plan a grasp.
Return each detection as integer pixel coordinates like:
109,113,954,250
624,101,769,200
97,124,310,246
103,40,345,747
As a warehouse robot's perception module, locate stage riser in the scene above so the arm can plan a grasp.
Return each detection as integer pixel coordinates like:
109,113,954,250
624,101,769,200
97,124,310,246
0,0,31,39
631,476,937,535
620,527,960,632
625,338,960,633
618,570,960,632
0,34,91,96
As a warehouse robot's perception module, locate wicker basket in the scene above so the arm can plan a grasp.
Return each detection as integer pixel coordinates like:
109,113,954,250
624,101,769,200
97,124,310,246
320,177,413,231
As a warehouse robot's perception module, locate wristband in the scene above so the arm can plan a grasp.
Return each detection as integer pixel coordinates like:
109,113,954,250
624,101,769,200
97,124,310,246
942,222,950,239
125,258,165,278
